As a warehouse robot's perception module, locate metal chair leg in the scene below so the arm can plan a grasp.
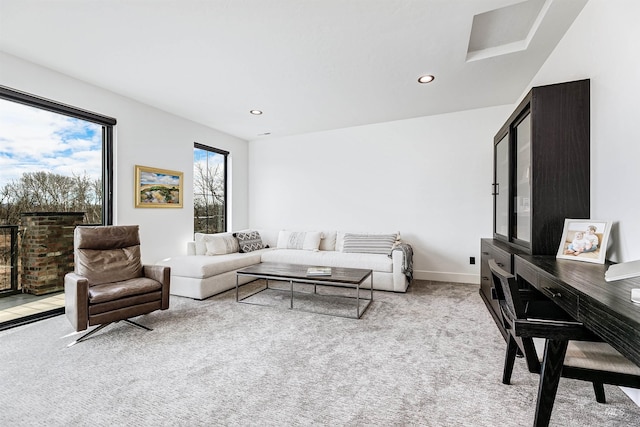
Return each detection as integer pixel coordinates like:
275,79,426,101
67,323,112,347
124,319,153,331
67,319,152,347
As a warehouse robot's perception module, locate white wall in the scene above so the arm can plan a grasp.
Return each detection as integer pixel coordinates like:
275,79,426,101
526,0,640,263
248,105,511,284
526,0,640,407
0,52,250,264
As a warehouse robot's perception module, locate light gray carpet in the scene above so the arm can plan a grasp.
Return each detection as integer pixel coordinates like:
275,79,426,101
1,280,638,426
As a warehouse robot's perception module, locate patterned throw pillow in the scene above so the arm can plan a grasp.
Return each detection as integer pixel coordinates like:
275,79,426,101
276,231,322,251
341,233,398,254
233,231,264,253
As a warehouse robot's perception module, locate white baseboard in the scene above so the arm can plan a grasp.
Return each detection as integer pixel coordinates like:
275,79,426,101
413,270,479,285
621,387,640,407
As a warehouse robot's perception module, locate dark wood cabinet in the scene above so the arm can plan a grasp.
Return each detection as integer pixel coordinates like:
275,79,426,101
480,239,515,341
482,79,591,336
493,79,590,255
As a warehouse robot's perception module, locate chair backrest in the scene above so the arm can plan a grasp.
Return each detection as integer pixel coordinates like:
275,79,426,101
488,259,528,324
74,225,143,286
489,259,541,370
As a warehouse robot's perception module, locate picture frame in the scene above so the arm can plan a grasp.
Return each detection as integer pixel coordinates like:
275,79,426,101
134,165,183,208
556,219,611,264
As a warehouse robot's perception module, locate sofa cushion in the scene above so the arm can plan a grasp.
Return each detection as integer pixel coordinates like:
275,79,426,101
234,230,264,253
260,249,393,272
276,231,322,251
88,276,161,304
342,233,398,255
204,232,239,255
160,250,268,278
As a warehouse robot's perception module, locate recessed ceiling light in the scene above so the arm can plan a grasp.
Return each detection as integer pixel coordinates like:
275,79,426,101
250,109,263,115
418,74,435,84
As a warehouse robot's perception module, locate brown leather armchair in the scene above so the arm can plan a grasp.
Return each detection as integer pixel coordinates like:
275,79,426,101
64,225,170,346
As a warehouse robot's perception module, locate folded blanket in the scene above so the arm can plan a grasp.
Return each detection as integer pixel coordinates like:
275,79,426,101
390,243,413,282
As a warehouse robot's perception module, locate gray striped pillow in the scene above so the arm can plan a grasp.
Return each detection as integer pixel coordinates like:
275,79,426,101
341,233,397,254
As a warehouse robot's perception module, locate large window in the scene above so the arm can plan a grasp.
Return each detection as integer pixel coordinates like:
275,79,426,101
0,86,115,225
193,143,228,234
0,86,115,329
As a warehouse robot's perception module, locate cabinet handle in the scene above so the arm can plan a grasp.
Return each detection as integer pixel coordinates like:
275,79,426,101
543,287,562,298
491,183,499,196
482,251,489,255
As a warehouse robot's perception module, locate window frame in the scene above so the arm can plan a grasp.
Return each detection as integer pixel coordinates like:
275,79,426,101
194,143,229,234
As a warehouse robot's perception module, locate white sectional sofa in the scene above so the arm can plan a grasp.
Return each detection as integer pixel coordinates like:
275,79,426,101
157,229,412,300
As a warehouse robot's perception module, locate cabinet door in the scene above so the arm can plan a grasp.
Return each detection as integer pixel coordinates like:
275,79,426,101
494,133,509,239
513,112,531,245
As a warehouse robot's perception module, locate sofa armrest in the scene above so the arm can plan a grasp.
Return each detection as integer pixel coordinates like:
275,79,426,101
187,241,196,255
64,273,89,332
143,265,171,309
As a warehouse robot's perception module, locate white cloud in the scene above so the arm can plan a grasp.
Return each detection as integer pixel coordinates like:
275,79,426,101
140,171,181,186
0,99,103,187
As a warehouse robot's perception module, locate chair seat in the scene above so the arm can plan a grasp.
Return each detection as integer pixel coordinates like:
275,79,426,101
533,338,640,376
89,277,162,304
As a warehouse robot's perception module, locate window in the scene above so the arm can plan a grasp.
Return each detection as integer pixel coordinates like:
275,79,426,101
0,86,115,225
0,85,115,329
193,143,228,234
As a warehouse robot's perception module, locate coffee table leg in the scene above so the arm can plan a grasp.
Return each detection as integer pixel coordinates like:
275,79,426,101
370,274,373,301
236,275,239,302
290,279,294,309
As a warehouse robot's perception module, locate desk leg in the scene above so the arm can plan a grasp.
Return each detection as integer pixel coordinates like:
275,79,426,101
534,339,568,427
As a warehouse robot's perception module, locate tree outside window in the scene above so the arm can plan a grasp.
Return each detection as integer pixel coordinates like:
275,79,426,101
193,144,228,234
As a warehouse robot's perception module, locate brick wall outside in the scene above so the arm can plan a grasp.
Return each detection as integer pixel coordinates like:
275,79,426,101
20,212,85,295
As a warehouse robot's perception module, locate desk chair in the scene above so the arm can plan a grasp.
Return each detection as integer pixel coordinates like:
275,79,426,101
64,225,170,346
488,259,640,427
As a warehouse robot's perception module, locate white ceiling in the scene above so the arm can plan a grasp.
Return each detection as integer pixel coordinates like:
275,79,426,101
0,0,587,141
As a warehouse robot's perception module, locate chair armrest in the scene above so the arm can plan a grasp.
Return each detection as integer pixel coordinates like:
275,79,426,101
514,318,602,342
143,265,171,309
64,273,89,332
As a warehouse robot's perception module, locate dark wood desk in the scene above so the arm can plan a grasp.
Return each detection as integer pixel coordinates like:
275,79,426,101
514,254,640,426
514,255,640,367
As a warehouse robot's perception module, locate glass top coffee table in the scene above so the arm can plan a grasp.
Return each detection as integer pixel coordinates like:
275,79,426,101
236,262,373,319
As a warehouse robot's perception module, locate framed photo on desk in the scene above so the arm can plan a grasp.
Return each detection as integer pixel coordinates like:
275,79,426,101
556,219,611,264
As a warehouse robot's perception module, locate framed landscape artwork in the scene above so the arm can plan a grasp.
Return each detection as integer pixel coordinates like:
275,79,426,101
134,165,183,208
556,219,611,264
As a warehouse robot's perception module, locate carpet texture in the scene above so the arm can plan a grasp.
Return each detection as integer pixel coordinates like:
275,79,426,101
1,280,638,426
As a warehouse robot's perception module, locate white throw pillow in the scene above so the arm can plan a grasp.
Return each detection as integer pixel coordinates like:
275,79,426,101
276,230,322,251
319,230,337,251
195,232,238,255
204,233,240,255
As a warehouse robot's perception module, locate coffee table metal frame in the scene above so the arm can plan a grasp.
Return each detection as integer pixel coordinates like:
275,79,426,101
236,263,373,319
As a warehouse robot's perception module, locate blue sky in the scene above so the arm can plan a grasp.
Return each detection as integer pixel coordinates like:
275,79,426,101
0,98,102,188
140,171,181,186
